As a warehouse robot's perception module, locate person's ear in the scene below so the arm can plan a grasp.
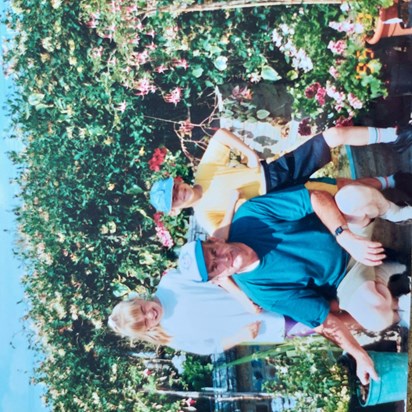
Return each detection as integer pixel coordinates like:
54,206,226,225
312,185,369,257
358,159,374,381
169,208,181,217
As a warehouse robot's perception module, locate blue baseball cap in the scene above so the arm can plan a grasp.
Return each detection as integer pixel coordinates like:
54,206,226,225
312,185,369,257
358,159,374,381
178,240,208,282
149,177,174,213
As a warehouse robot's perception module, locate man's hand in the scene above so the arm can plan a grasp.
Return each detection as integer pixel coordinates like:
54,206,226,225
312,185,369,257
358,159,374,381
355,351,379,386
336,229,385,266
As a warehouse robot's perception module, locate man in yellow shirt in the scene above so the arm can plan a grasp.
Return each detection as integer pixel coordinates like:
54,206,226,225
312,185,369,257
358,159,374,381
150,125,412,238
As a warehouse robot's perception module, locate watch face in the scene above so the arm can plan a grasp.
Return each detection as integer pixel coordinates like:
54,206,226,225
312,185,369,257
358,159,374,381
335,226,344,236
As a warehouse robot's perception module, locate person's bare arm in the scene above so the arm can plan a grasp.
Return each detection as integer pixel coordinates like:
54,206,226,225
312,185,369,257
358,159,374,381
310,190,385,266
314,312,378,385
213,128,260,168
214,276,262,314
221,321,261,350
212,190,240,240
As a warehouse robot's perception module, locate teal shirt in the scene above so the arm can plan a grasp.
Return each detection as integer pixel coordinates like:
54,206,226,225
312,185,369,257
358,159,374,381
230,185,349,328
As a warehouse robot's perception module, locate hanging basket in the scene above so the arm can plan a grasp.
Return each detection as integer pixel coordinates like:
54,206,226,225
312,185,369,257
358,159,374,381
366,0,412,45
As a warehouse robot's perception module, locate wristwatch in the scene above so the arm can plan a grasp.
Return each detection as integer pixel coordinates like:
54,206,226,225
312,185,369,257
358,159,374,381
334,225,348,237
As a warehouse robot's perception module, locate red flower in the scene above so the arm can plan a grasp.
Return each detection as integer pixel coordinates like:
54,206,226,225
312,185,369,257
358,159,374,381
298,118,312,136
315,87,326,106
304,82,321,99
153,212,163,225
148,147,167,171
335,116,354,127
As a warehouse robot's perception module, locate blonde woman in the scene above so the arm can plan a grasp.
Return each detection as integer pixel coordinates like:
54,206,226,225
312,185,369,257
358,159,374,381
108,269,313,355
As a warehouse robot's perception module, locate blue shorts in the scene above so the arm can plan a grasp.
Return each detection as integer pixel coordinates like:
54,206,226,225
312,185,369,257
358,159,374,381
261,133,331,192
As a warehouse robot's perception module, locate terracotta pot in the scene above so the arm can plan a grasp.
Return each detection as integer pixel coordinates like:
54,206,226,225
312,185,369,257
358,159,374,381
366,0,412,45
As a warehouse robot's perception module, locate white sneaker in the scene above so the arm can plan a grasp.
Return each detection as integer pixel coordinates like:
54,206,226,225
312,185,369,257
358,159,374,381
381,203,412,225
398,294,411,328
375,261,407,285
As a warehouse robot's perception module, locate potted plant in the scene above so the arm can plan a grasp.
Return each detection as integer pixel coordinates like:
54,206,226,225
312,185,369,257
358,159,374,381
365,0,412,45
249,336,408,410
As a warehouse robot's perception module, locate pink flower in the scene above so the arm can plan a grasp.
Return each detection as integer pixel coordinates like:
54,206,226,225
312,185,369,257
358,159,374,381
315,87,326,106
183,398,196,407
131,50,149,65
348,93,363,109
153,212,174,248
155,226,174,248
326,85,345,104
173,58,189,69
127,35,140,45
328,66,339,79
85,19,98,28
329,20,355,34
179,119,194,135
125,5,138,14
146,29,156,38
164,87,182,105
143,369,152,376
147,43,156,51
135,78,156,96
155,65,168,73
327,40,347,55
116,101,127,113
231,86,253,101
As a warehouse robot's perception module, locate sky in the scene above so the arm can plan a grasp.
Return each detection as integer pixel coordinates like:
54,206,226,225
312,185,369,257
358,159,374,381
0,2,50,411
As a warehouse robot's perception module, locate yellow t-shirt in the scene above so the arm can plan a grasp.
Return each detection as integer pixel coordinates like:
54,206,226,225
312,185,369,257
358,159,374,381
193,138,338,234
194,138,265,234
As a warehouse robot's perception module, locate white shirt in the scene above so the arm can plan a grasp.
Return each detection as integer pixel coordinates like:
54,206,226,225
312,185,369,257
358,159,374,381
155,269,285,355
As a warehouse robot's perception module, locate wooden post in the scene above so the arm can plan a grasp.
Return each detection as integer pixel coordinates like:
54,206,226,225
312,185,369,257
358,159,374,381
146,389,275,401
139,0,342,16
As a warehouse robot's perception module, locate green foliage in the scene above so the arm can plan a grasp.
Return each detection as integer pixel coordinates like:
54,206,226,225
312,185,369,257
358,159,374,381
181,355,213,391
2,0,392,409
263,336,351,412
272,4,387,130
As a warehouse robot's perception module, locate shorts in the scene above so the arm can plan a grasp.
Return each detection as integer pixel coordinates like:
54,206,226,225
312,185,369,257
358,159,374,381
284,316,314,338
336,222,376,311
261,133,332,193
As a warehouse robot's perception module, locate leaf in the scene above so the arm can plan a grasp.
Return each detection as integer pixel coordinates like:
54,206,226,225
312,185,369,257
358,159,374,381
261,66,281,81
112,282,131,298
28,93,45,106
192,67,204,78
35,103,51,110
213,56,228,71
126,184,144,195
256,109,270,120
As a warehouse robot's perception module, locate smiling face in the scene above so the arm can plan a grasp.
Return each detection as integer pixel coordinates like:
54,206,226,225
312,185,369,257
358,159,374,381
109,298,163,336
202,238,256,279
171,181,195,210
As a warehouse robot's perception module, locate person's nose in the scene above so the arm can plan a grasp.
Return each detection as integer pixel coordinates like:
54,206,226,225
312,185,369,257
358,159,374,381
216,254,228,264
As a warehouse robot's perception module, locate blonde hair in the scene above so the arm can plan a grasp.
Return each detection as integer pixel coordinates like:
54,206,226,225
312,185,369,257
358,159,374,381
108,298,171,346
